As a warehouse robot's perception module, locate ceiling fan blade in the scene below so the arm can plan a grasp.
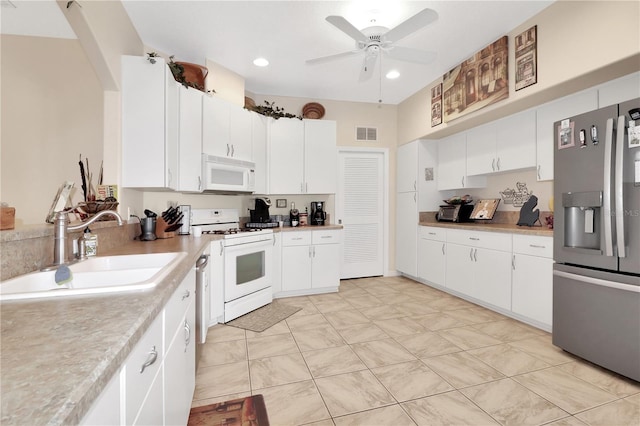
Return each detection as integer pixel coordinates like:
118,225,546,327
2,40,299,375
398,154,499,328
385,46,437,64
358,54,377,82
383,8,438,43
326,15,369,44
306,50,361,65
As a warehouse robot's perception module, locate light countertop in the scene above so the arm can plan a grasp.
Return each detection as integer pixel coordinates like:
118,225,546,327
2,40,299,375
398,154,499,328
419,221,553,236
0,235,218,425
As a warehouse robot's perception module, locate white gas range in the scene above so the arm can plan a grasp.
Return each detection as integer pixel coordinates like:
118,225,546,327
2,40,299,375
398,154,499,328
190,209,274,323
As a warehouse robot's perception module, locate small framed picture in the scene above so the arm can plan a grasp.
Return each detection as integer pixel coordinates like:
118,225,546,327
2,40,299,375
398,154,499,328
470,199,500,220
558,121,575,150
276,199,287,208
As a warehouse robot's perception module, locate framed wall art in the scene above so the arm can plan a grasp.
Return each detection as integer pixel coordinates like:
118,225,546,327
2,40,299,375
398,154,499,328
443,36,509,123
431,83,442,127
515,25,537,91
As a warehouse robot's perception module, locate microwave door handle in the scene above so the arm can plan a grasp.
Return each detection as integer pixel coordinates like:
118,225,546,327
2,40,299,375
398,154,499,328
603,118,615,257
615,115,626,258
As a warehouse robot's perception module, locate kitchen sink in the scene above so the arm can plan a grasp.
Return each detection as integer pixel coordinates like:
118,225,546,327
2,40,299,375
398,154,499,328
0,252,188,301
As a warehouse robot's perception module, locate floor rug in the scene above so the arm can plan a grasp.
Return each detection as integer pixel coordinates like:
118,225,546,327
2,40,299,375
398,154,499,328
225,302,301,332
188,395,269,426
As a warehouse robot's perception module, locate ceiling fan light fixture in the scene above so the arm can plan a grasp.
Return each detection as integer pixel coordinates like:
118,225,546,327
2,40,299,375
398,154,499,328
386,70,400,79
253,57,269,67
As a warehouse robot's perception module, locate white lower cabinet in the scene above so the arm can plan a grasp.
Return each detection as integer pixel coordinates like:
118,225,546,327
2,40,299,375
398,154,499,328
418,227,446,286
419,226,552,330
81,269,197,426
445,229,512,310
280,230,342,296
511,235,553,328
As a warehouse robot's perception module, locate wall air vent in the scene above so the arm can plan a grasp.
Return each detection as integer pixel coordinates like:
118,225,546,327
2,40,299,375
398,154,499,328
356,126,378,142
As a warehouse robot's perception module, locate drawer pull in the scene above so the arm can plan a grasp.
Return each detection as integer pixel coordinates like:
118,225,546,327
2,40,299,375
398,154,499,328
140,346,158,374
184,320,191,352
321,236,332,239
529,244,546,249
469,237,480,241
182,290,190,300
293,237,303,240
428,232,436,235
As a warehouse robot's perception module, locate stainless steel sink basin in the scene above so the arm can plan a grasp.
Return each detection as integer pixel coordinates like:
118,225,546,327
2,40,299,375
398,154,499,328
0,252,188,301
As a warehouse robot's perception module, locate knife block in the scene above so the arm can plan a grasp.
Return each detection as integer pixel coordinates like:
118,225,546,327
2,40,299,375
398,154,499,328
155,216,176,239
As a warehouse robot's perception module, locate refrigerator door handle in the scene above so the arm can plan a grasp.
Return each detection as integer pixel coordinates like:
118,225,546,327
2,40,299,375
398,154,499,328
615,115,626,258
554,270,640,293
603,118,615,257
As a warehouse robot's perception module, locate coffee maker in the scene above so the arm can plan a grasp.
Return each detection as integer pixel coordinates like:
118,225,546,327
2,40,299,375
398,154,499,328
310,201,326,226
249,197,271,223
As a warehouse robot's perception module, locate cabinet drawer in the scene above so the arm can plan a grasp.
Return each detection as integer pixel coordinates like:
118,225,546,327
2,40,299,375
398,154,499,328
311,230,341,245
124,313,163,424
513,234,553,258
282,231,311,246
164,269,196,347
446,228,511,251
419,226,446,241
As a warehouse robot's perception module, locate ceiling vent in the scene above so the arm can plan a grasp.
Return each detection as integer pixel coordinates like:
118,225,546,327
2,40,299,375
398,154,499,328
356,126,378,142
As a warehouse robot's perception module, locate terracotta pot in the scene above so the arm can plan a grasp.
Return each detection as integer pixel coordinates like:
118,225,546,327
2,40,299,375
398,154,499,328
175,62,208,90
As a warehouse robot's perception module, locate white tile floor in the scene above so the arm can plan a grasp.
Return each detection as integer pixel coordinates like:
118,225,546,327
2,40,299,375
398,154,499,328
192,276,640,425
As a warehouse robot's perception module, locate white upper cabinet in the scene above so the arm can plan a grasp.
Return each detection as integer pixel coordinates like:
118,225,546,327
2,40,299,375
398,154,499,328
229,107,253,160
597,72,640,108
269,118,305,194
269,119,337,194
437,133,486,190
466,122,497,176
466,109,536,176
397,142,418,192
177,86,203,192
202,95,230,158
305,120,337,194
202,96,252,161
535,88,598,181
252,113,269,194
495,109,536,172
121,55,178,189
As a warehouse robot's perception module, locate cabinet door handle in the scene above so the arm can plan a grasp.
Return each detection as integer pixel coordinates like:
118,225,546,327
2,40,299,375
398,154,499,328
473,248,478,262
413,180,417,190
309,246,313,257
529,244,546,249
496,157,501,170
220,242,224,256
184,320,191,351
414,193,416,202
492,158,496,171
140,346,158,374
469,248,474,261
226,144,230,156
182,289,190,300
442,243,445,255
313,246,316,257
231,144,235,157
537,165,541,180
198,175,202,191
461,176,465,187
273,234,276,246
512,255,516,270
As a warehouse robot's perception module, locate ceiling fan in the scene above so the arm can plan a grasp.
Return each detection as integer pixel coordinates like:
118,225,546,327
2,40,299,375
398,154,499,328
306,8,438,82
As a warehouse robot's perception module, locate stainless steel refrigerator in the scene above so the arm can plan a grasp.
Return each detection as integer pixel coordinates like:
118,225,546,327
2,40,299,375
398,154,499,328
553,98,640,381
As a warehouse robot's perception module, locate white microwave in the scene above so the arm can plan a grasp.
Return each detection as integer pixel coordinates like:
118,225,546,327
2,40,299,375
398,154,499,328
202,154,255,193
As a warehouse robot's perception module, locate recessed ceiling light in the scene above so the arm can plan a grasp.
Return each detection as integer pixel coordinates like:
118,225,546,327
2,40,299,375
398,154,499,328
253,57,269,67
386,70,400,79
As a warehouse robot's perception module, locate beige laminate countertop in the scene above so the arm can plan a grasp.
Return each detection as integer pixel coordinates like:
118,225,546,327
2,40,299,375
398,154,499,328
419,221,553,237
0,234,219,425
274,224,343,232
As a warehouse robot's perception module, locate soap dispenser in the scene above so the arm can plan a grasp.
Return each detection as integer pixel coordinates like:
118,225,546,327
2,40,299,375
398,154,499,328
81,227,98,257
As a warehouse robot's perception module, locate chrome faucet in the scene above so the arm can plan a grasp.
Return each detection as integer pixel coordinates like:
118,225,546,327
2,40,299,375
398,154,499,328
51,210,124,266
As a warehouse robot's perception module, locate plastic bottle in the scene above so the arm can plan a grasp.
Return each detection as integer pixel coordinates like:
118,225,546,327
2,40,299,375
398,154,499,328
82,227,98,257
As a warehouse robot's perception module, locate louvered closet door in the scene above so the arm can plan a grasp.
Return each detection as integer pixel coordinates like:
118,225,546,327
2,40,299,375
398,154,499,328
337,151,384,279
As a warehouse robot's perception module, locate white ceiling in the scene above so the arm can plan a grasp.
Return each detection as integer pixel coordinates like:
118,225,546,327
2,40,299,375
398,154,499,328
3,0,554,105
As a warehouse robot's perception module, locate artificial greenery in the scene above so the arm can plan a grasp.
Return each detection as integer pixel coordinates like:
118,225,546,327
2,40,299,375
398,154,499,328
246,101,302,120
